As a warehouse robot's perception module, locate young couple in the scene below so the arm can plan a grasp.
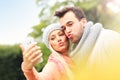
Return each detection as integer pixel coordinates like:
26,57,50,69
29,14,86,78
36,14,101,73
20,7,120,80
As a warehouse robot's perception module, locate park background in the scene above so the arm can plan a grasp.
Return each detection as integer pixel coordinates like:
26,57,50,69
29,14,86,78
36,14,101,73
0,0,120,80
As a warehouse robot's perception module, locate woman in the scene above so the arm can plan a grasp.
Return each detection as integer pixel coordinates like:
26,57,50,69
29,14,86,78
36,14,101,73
20,23,74,80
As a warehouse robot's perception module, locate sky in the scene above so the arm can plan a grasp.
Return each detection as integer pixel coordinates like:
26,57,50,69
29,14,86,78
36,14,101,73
0,0,40,45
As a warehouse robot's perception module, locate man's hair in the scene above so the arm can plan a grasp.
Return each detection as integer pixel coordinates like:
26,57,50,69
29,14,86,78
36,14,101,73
54,6,86,21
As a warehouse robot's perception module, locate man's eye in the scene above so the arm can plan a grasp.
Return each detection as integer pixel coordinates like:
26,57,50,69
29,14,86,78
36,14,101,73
68,23,72,26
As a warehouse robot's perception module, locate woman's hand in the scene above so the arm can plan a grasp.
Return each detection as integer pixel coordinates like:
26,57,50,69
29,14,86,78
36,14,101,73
20,43,42,70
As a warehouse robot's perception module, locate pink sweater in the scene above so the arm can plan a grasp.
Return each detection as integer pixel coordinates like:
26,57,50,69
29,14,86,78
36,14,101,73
21,54,73,80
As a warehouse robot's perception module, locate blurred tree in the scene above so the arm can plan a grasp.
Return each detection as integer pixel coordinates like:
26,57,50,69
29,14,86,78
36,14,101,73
30,0,120,40
0,45,26,80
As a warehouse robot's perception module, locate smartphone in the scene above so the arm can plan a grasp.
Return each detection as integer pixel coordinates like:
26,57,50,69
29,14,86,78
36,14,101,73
22,37,43,63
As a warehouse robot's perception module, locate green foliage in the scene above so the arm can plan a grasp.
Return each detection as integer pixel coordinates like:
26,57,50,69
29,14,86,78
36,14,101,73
29,20,48,38
0,44,51,80
0,45,25,80
32,0,120,40
35,42,51,72
75,0,99,10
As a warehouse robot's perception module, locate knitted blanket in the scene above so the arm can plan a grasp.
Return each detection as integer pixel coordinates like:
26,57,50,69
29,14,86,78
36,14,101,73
70,21,102,67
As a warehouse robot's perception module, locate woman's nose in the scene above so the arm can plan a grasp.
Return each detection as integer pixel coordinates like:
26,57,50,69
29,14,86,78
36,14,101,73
57,36,61,42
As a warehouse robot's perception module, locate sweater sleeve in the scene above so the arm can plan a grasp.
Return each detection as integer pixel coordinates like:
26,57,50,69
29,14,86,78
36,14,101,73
21,61,62,80
21,62,39,80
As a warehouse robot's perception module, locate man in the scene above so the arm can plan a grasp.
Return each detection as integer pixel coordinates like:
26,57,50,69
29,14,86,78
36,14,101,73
54,7,120,80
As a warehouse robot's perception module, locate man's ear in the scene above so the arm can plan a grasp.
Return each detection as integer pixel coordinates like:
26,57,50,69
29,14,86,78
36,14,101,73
81,18,87,27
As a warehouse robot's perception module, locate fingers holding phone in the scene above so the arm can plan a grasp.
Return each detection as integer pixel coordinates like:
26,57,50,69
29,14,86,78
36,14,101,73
20,37,43,70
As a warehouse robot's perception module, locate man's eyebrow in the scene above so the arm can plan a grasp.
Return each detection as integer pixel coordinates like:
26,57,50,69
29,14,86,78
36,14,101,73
61,21,73,29
66,21,72,24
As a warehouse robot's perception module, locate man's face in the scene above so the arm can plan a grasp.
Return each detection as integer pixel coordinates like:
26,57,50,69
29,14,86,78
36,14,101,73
60,11,86,43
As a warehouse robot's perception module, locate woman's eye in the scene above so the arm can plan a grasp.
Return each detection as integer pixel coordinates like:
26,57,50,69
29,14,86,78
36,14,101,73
59,33,64,36
62,26,66,30
51,38,55,40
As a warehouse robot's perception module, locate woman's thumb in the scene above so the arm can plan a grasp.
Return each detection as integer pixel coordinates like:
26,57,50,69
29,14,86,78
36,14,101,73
20,45,25,53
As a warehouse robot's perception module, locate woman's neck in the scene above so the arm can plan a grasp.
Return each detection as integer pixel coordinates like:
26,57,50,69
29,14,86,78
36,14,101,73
62,51,69,56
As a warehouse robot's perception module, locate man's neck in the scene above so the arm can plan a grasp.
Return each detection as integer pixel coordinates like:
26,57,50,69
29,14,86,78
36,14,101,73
69,41,79,51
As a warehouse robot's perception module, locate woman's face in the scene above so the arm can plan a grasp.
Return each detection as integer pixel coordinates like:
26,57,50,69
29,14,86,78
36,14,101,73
49,29,69,54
